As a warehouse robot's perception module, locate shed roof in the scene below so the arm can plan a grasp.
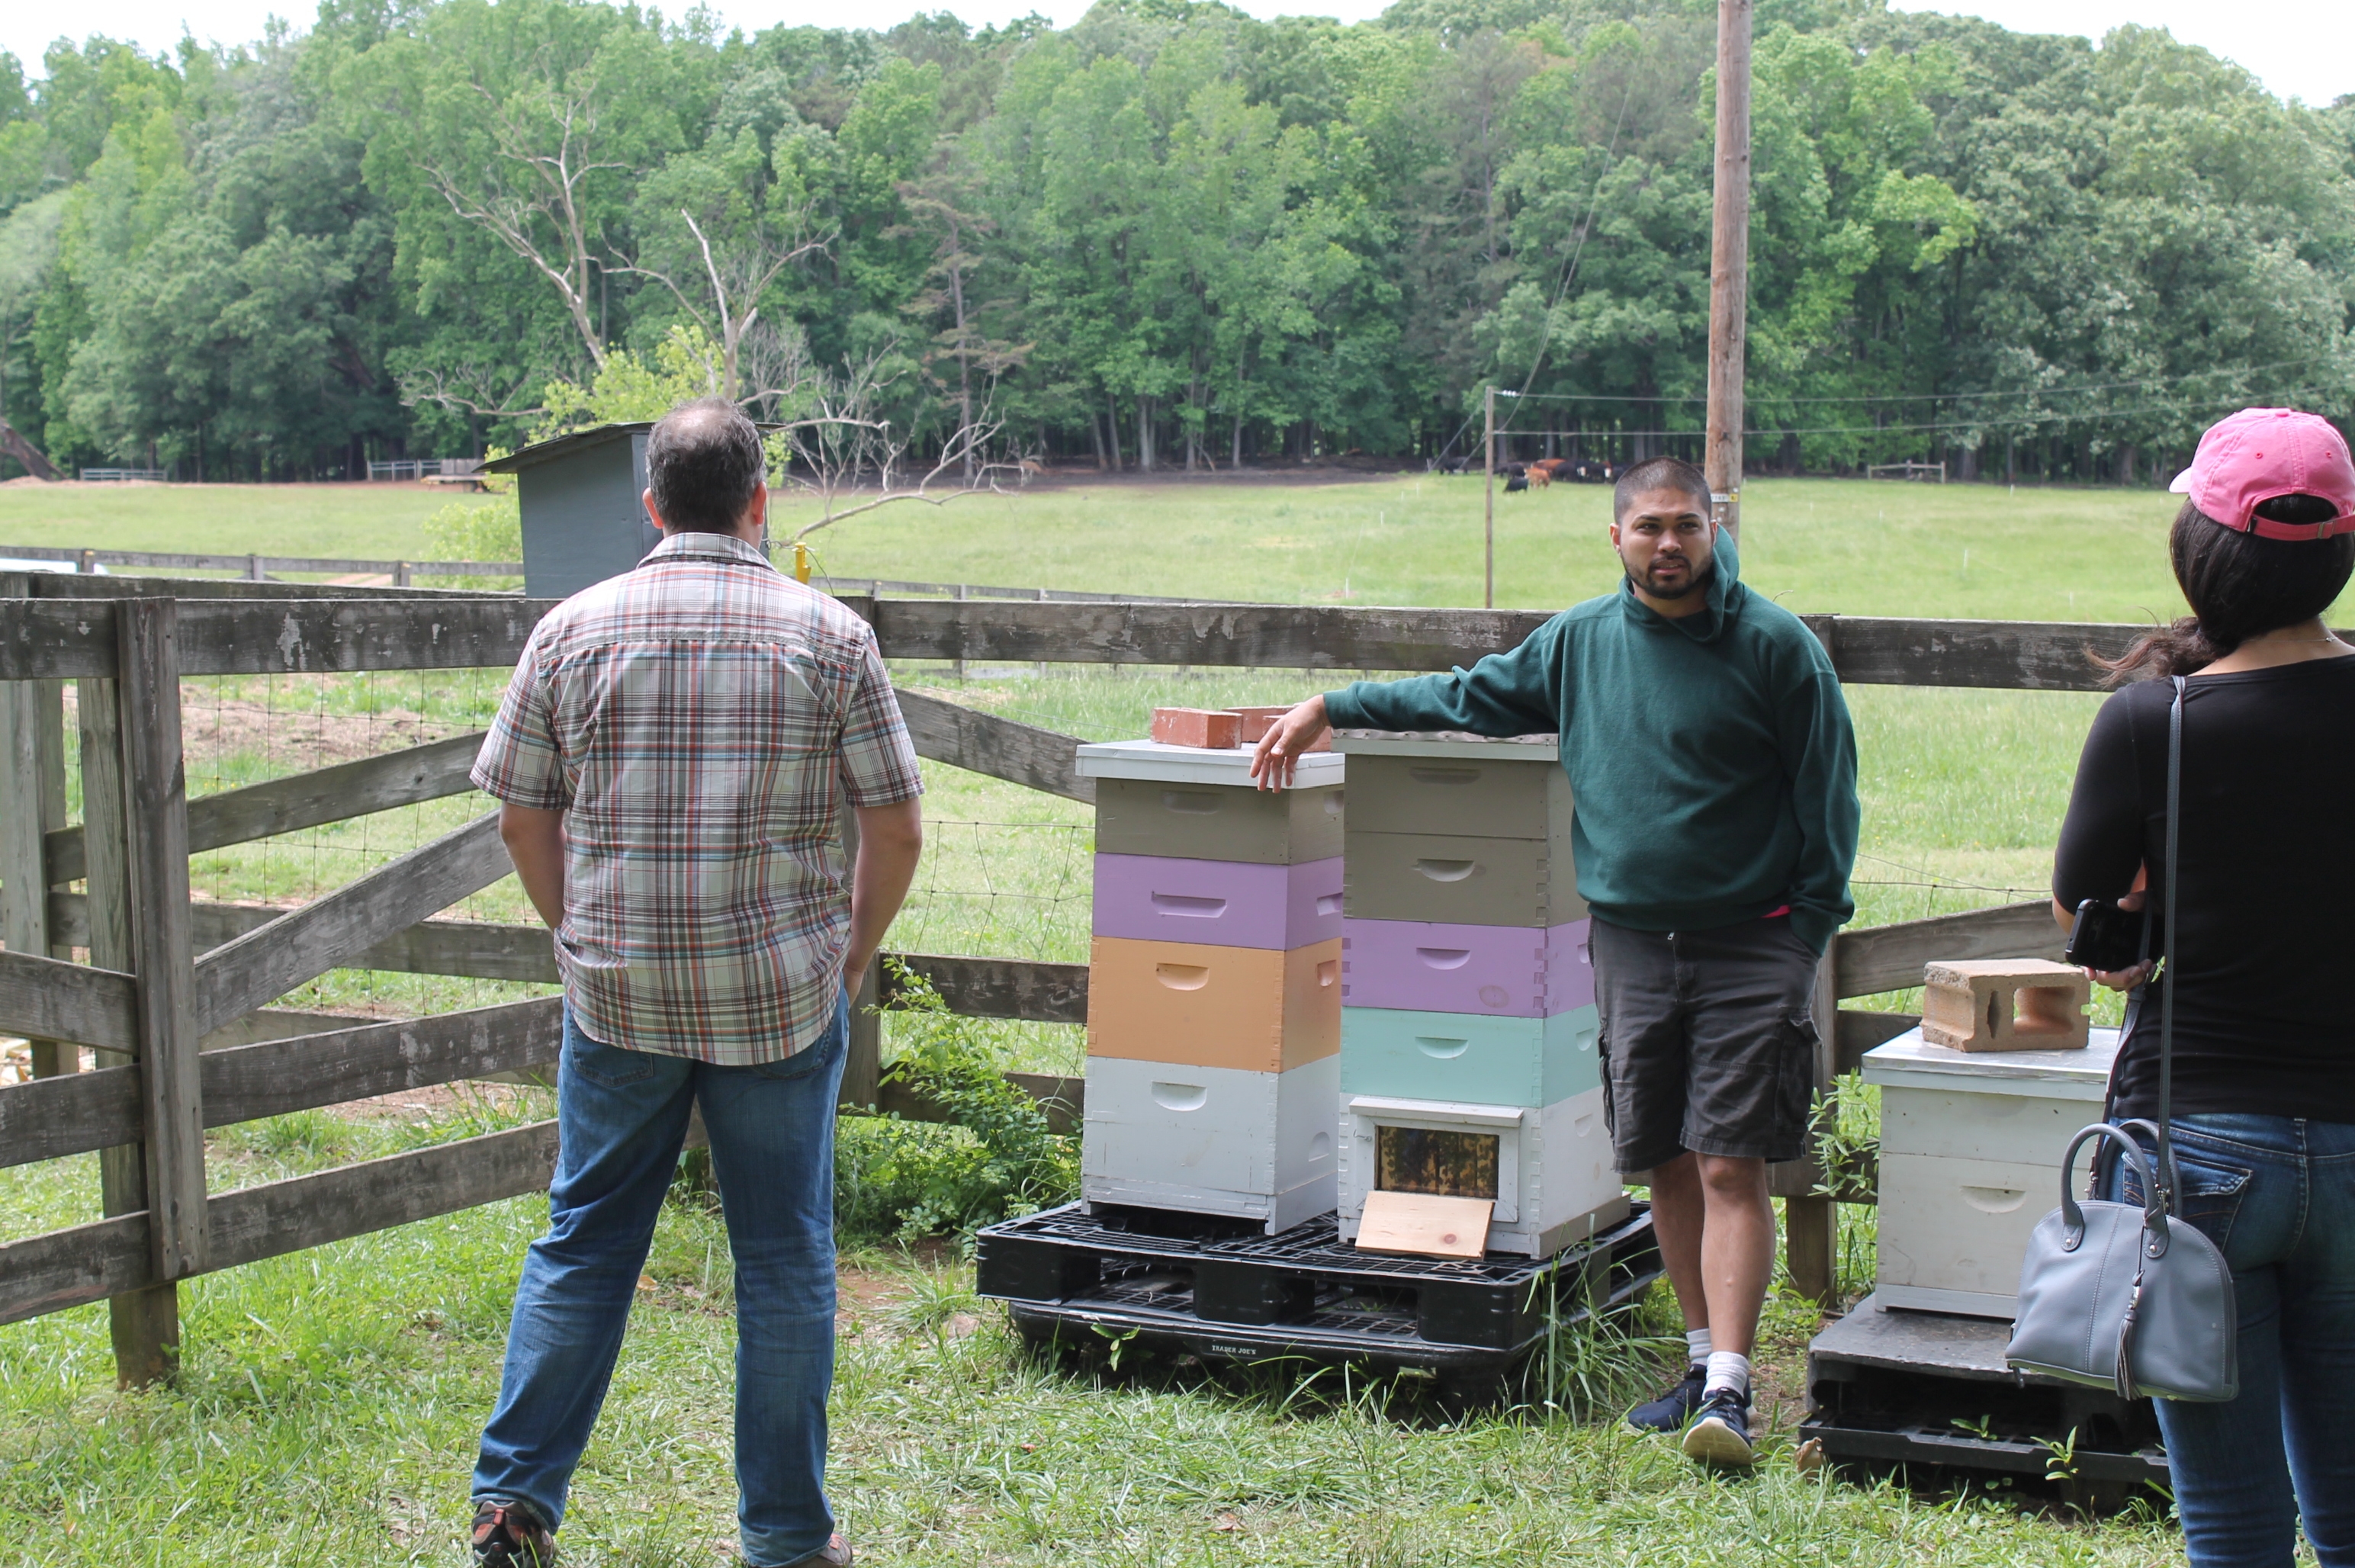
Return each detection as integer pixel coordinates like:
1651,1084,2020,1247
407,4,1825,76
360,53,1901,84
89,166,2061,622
479,423,652,475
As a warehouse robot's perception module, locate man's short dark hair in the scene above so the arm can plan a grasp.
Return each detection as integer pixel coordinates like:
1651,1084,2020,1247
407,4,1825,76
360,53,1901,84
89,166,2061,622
1613,455,1713,524
647,399,765,532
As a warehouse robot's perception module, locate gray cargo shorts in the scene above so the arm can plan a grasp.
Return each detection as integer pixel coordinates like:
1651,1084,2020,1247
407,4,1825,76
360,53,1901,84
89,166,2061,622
1590,914,1821,1172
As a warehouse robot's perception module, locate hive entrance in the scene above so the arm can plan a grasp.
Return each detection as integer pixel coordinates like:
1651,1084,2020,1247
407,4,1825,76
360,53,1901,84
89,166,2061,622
1376,1126,1500,1200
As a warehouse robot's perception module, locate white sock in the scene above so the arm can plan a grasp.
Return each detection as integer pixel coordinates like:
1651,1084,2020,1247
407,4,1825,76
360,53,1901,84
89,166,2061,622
1685,1328,1712,1367
1704,1351,1751,1399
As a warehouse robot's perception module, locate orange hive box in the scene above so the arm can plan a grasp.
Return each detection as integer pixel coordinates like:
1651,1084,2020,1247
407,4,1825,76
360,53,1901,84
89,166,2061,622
1149,707,1242,749
1087,935,1341,1073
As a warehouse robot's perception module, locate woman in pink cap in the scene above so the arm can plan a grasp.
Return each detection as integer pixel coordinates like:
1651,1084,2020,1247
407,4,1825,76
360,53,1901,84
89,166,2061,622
2054,406,2355,1566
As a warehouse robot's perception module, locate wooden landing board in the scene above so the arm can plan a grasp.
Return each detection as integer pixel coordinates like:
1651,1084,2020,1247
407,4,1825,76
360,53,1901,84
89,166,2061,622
1354,1190,1493,1260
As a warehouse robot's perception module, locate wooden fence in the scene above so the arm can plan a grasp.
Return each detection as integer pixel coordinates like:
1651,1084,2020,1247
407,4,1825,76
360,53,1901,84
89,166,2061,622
1,572,2135,1383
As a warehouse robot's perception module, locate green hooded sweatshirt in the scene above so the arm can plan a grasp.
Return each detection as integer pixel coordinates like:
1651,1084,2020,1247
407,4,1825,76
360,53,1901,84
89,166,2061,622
1322,532,1859,954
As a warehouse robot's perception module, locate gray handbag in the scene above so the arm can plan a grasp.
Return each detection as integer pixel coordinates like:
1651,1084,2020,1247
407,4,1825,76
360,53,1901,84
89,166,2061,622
2004,676,2238,1403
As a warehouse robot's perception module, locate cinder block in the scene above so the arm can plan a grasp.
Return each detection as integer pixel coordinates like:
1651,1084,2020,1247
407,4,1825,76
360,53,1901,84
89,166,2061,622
1335,1088,1627,1258
1920,959,2090,1052
1081,1053,1339,1232
1341,917,1592,1016
1338,1004,1600,1108
1150,707,1242,749
1092,776,1344,863
1086,936,1341,1073
1092,854,1342,949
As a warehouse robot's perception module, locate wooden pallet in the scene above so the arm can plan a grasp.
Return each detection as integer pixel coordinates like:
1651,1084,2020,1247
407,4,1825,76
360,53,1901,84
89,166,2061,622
1803,1292,2168,1506
978,1200,1659,1382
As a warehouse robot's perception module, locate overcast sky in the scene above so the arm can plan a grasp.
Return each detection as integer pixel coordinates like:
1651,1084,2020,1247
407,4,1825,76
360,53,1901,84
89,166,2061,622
6,0,2349,109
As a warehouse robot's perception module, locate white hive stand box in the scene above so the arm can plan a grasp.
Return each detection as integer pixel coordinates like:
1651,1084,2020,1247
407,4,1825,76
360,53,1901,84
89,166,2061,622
1864,1024,2122,1319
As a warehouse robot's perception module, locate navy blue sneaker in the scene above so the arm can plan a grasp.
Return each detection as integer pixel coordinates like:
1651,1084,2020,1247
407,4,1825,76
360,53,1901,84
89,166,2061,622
471,1499,555,1566
1682,1386,1758,1467
1627,1364,1708,1434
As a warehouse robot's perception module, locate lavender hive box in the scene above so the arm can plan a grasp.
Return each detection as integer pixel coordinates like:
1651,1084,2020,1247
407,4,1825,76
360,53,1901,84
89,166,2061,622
1092,853,1344,949
1341,917,1592,1017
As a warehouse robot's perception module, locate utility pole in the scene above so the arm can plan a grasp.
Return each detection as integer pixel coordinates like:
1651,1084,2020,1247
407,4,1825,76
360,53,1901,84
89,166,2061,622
1483,384,1496,609
1704,0,1754,540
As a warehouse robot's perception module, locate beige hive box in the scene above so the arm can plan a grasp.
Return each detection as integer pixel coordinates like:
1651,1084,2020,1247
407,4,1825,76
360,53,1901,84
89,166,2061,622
1920,959,2090,1052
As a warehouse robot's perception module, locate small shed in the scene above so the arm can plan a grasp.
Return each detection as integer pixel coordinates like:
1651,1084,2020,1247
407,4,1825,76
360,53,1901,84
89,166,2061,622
482,423,658,600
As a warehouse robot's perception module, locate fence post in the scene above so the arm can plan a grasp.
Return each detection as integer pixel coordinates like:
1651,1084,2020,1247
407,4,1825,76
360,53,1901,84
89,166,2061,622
1782,949,1842,1307
1,715,69,1069
395,561,413,588
246,554,265,583
952,583,968,681
115,599,207,1287
76,605,204,1387
2,577,72,1078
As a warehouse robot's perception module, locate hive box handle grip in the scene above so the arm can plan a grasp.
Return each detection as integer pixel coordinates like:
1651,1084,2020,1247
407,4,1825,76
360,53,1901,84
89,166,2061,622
1149,893,1226,917
1414,859,1478,882
1155,963,1210,990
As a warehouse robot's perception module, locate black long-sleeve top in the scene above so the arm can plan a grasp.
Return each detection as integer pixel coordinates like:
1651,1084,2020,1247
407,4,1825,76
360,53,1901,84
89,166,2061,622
2052,657,2355,1125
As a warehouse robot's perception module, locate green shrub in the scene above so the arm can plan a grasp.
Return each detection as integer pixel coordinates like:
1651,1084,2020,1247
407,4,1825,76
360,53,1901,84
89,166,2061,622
834,959,1078,1242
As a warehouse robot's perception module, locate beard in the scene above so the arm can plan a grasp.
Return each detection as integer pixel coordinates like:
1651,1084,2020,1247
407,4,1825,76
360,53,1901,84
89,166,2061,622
1627,555,1711,599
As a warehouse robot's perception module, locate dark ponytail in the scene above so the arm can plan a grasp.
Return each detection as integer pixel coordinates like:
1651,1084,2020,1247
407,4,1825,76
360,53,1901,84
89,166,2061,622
2099,494,2355,685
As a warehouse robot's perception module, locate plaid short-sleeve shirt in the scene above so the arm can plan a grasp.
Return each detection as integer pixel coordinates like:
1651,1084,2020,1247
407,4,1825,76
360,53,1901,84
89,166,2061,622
471,532,923,1063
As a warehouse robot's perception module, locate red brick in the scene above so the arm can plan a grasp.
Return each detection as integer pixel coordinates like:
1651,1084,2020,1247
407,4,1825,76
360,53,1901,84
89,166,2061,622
1151,707,1243,749
1227,705,1332,751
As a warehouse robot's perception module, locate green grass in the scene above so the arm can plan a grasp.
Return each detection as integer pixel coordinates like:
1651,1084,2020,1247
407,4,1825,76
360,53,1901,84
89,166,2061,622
0,1122,2177,1566
783,471,2293,625
25,469,2355,623
0,481,452,562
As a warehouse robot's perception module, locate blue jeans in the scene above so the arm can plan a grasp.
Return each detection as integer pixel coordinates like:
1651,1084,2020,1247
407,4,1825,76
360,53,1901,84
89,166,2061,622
2108,1114,2355,1567
473,997,847,1566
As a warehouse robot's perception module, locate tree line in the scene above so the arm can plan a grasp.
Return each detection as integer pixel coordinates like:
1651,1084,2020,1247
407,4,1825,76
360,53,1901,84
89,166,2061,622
1,0,2351,485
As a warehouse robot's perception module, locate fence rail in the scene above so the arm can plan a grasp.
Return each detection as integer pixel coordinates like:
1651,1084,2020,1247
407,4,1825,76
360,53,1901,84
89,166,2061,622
0,571,2112,1373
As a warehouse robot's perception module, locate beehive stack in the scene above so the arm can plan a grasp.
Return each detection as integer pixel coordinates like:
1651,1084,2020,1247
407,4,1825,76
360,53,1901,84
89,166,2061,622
1074,734,1347,1233
1332,731,1627,1258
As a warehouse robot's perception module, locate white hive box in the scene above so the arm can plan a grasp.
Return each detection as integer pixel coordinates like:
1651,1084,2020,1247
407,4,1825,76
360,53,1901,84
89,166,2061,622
1334,1089,1627,1258
1864,1025,2122,1319
1081,1055,1341,1233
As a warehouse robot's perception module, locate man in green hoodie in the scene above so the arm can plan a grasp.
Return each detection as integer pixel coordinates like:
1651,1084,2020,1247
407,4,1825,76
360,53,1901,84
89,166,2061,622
1251,455,1858,1467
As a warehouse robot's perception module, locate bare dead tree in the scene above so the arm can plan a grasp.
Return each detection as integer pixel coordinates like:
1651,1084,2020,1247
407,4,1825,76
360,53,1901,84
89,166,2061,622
770,345,1019,541
423,71,633,370
396,362,554,423
619,210,828,403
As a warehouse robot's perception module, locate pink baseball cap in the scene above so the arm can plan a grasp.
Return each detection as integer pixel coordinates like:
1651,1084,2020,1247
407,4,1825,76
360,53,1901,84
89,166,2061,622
2169,407,2355,541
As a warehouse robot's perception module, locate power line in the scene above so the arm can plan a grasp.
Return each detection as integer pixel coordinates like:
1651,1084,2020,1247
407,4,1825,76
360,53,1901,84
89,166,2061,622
1483,358,2336,406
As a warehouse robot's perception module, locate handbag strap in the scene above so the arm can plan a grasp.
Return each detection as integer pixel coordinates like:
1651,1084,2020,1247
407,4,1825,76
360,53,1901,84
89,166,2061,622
2154,674,2186,1207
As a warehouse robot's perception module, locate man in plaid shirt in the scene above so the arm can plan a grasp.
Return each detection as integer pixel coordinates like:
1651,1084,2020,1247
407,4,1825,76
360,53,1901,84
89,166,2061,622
465,400,924,1568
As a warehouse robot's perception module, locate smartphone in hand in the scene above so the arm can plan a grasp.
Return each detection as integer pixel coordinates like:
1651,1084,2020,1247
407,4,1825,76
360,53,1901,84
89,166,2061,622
2064,898,2149,972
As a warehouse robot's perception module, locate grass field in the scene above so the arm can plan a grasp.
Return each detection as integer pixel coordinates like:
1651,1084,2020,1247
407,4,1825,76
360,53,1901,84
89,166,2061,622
0,474,2206,1563
12,468,2350,622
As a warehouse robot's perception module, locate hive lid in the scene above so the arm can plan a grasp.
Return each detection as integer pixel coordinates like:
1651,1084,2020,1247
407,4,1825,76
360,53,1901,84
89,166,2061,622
1862,1025,2123,1093
1333,729,1559,760
1074,738,1345,787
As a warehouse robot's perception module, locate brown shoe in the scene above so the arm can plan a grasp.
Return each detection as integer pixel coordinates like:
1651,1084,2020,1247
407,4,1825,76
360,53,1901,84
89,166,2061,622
777,1534,852,1566
471,1498,556,1566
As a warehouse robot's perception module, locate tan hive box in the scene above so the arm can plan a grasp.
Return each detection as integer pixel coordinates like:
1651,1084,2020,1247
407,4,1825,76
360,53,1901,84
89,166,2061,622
1920,959,2090,1052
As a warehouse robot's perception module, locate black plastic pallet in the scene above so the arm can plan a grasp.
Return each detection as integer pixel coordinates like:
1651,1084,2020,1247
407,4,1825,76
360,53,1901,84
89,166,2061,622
976,1201,1659,1377
1802,1293,2167,1502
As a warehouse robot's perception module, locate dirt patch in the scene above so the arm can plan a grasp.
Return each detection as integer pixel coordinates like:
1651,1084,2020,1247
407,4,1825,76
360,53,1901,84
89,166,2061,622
57,682,469,778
